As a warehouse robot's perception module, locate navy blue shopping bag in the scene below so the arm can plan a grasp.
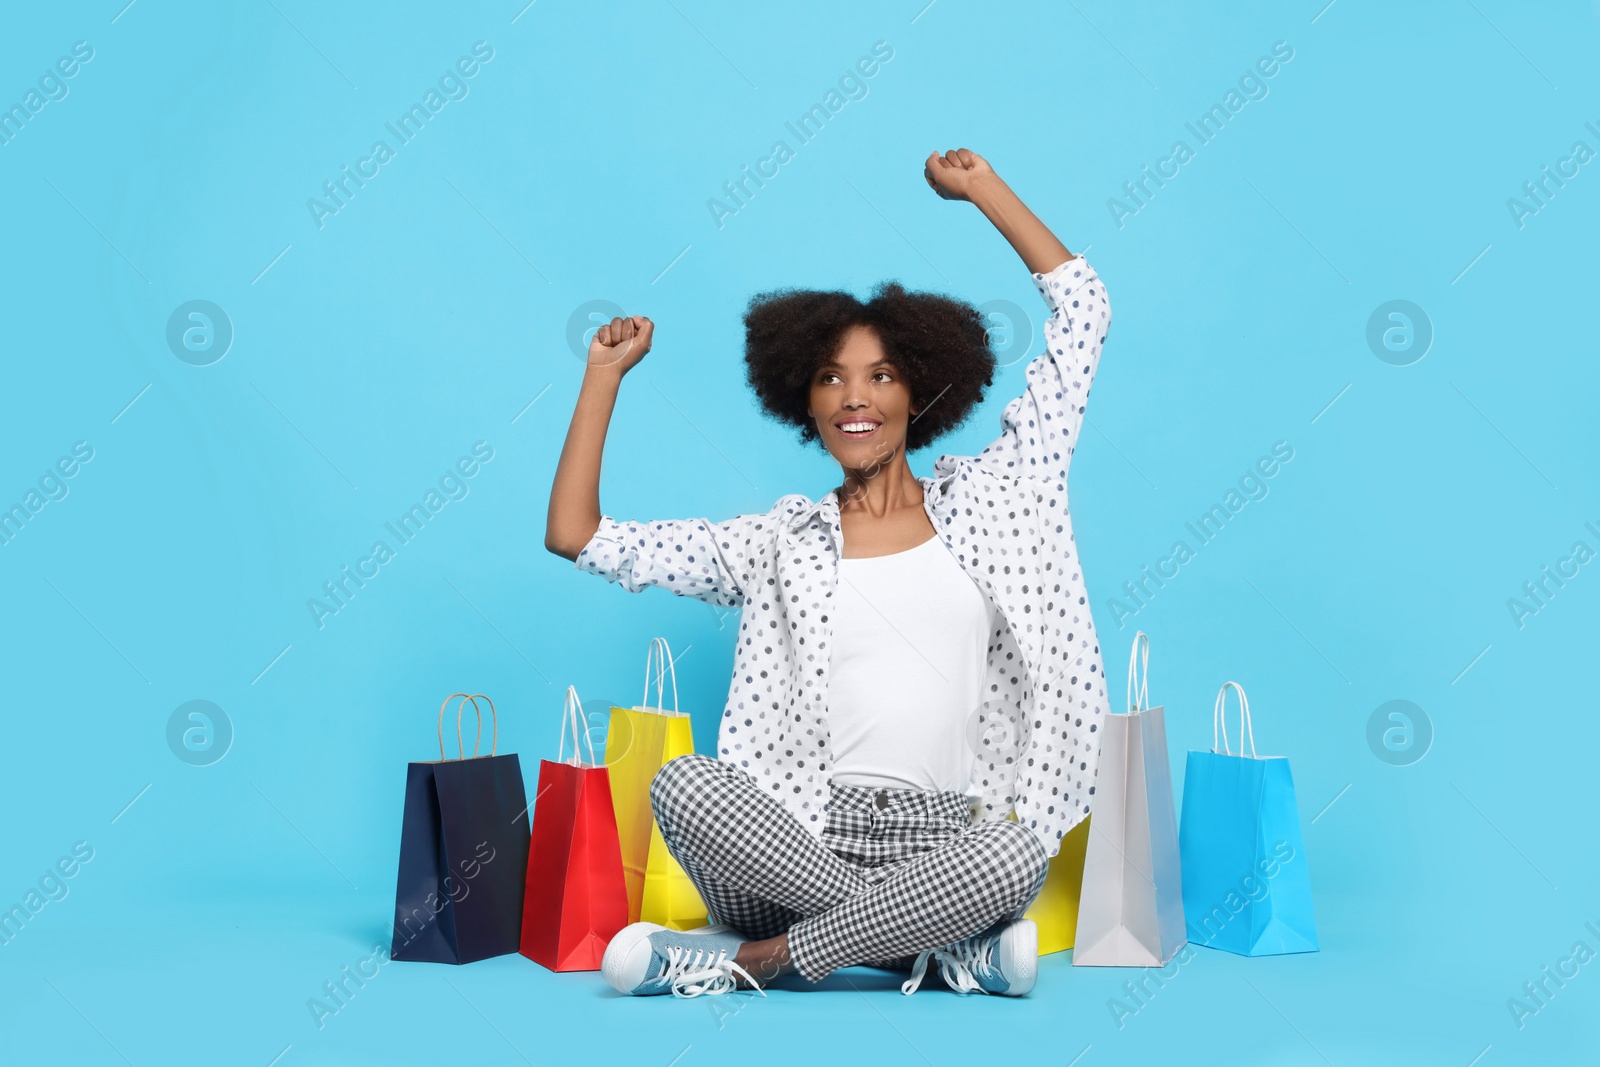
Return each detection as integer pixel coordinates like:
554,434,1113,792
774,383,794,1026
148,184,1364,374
390,693,531,965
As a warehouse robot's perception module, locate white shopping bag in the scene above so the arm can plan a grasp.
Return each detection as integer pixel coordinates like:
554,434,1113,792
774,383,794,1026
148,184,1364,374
1072,631,1187,966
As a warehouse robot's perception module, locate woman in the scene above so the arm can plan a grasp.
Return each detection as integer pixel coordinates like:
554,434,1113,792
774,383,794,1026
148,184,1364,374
546,148,1112,998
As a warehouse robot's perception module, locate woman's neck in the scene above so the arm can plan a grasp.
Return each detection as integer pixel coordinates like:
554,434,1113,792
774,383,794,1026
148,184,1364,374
837,459,922,518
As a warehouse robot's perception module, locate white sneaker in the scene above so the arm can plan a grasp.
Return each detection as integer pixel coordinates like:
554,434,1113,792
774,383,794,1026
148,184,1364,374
901,918,1039,996
601,922,768,998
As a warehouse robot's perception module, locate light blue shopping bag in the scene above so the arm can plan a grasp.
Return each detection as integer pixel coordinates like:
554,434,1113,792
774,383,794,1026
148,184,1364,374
1178,682,1319,956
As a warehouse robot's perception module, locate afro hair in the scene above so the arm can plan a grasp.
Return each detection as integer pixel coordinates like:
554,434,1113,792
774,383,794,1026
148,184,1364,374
741,279,997,455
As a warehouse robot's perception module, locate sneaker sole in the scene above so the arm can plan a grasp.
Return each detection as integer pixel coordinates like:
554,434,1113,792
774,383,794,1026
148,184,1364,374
999,918,1039,996
601,921,666,993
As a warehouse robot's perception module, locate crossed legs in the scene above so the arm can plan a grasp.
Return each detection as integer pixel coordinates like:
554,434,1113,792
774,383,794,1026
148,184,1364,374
649,753,1049,985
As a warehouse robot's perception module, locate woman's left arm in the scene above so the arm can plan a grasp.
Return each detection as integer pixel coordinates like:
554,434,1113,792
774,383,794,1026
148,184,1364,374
925,148,1072,273
925,149,1111,487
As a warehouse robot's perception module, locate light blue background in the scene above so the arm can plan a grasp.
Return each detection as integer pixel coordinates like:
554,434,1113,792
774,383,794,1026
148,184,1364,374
2,1,1597,1064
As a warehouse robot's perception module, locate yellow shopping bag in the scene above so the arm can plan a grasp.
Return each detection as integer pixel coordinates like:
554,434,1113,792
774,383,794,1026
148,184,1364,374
1020,813,1092,955
604,638,709,931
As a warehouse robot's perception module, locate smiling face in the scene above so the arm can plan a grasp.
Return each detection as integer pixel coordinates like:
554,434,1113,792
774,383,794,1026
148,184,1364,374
807,323,919,469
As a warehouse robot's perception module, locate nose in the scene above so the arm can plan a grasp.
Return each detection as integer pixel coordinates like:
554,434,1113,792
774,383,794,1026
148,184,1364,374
846,382,880,410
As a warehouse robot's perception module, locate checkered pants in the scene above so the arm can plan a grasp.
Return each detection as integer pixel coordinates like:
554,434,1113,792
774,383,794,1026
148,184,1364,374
649,753,1050,984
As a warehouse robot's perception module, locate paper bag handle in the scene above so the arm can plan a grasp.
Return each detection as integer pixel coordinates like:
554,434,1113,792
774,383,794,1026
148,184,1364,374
640,636,681,715
1212,681,1257,758
436,692,499,760
558,686,597,766
1126,631,1151,714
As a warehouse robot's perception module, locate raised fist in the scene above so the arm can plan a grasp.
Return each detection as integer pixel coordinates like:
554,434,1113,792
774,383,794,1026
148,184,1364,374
589,315,654,374
924,148,996,202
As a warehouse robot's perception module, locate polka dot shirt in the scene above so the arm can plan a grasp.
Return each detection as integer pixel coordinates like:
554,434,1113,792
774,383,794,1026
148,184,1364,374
575,256,1112,860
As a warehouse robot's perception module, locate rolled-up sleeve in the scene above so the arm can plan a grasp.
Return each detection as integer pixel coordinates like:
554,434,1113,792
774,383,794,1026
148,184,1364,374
572,507,782,610
959,256,1111,487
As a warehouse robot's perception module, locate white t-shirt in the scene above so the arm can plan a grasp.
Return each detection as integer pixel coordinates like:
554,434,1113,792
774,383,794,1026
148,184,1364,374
826,533,1000,793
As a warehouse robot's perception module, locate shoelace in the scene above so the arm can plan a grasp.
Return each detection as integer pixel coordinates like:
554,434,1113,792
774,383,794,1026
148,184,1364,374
646,944,769,999
901,931,1000,995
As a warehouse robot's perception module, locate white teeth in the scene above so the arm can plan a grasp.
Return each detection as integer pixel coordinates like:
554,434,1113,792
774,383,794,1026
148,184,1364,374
839,423,878,433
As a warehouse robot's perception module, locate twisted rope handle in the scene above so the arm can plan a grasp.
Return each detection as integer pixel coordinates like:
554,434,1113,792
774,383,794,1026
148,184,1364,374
1126,631,1150,713
1212,681,1257,758
558,686,597,766
436,692,499,760
640,636,681,715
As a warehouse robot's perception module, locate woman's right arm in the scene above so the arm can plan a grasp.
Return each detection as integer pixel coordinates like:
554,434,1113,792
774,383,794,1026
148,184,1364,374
549,312,787,609
545,315,653,561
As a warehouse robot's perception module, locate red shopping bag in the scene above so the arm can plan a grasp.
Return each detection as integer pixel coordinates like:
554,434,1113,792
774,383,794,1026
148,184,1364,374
519,686,629,972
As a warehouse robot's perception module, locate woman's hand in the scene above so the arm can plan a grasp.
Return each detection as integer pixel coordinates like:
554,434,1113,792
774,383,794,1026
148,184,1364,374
924,148,998,202
588,314,654,375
